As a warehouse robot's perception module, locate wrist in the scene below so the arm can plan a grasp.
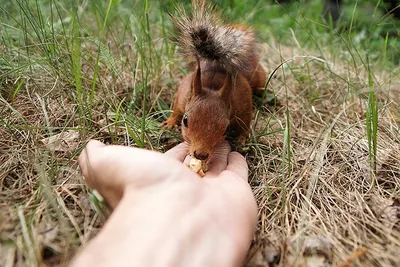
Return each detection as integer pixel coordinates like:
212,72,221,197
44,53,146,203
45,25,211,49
72,184,248,267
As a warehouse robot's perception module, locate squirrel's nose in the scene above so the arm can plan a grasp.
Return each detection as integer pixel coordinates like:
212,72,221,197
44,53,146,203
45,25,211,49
193,151,209,161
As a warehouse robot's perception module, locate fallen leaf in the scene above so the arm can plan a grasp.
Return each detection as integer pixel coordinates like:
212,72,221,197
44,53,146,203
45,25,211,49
287,236,333,267
246,232,281,267
336,247,367,267
39,225,59,245
369,195,400,230
303,236,333,262
305,255,327,267
41,130,80,153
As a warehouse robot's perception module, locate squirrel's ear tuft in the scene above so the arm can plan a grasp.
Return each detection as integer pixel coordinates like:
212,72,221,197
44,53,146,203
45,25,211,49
192,56,203,96
219,73,233,104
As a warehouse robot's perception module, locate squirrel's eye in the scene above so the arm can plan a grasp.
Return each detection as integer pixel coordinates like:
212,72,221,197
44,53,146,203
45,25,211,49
183,115,188,128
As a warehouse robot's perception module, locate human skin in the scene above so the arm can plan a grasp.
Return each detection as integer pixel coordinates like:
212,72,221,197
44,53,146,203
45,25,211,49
70,140,258,267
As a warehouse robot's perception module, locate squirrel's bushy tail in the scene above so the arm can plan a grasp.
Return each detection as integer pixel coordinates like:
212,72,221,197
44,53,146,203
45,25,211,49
171,0,255,72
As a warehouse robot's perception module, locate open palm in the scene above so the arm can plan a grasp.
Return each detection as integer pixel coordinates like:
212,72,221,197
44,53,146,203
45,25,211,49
73,140,257,267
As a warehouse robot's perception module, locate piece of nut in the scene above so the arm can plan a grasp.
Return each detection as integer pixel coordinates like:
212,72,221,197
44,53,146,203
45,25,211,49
187,158,207,177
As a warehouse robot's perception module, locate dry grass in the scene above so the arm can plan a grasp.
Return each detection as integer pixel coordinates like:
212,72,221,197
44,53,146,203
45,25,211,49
1,1,400,266
246,42,400,266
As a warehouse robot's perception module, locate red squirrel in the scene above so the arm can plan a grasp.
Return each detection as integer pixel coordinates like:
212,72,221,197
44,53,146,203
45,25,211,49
162,1,267,163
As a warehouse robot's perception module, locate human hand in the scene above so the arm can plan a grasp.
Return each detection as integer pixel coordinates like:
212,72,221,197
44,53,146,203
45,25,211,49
72,140,257,267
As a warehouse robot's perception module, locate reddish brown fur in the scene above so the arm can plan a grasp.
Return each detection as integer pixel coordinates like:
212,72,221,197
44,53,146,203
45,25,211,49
162,40,267,160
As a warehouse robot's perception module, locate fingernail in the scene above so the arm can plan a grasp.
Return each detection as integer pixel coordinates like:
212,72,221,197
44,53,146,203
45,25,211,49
183,154,192,165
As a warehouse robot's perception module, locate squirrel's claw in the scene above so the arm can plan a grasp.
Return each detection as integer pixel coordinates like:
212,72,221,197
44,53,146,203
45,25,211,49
236,135,247,146
160,119,179,133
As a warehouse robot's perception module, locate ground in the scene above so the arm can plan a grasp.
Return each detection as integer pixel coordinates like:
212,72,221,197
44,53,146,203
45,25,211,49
0,0,399,266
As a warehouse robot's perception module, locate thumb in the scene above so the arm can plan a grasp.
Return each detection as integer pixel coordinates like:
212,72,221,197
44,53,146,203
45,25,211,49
226,152,248,181
78,140,186,208
164,142,189,162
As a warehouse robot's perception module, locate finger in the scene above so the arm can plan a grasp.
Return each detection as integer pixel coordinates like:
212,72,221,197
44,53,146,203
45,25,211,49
183,154,192,166
80,143,170,189
78,140,105,187
164,142,189,162
78,140,125,208
226,152,248,181
206,141,231,175
78,140,187,208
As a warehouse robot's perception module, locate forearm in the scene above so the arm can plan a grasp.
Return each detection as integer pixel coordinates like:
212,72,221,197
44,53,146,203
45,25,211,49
70,188,246,267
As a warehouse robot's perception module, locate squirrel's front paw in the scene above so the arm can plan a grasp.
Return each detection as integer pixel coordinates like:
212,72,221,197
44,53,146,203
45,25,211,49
236,135,247,146
160,118,179,132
